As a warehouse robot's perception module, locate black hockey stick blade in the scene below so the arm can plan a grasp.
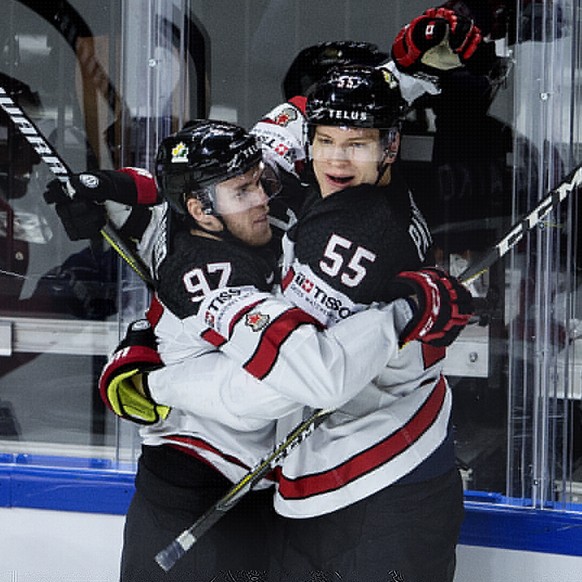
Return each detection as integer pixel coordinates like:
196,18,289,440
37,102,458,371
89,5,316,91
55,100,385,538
155,408,333,572
0,83,154,288
458,163,582,284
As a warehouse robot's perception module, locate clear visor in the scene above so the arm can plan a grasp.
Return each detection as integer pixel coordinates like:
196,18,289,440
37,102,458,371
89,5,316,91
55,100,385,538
199,161,282,216
309,125,385,163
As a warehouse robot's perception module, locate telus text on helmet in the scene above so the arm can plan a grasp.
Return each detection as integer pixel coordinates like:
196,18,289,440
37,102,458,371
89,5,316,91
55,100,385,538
227,143,260,171
328,110,368,122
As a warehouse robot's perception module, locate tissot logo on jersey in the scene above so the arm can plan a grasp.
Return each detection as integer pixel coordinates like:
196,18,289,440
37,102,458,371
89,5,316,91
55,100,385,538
203,288,246,327
253,130,298,167
292,270,354,321
199,286,267,338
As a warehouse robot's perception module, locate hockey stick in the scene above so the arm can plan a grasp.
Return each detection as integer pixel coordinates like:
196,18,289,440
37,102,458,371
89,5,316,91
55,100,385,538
459,162,582,283
154,407,333,572
0,83,154,288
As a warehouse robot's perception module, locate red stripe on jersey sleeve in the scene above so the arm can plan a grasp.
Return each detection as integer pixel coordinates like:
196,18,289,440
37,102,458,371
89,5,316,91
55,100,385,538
422,343,446,369
147,294,164,326
277,377,447,499
244,307,322,380
201,328,227,347
281,266,295,291
119,167,159,204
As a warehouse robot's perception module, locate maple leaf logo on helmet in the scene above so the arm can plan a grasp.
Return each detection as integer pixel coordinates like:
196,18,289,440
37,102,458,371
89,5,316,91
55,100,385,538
171,142,189,163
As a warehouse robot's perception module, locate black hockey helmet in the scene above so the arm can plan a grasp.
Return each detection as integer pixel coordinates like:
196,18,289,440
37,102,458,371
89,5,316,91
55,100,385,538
305,65,407,133
155,119,263,215
282,41,389,100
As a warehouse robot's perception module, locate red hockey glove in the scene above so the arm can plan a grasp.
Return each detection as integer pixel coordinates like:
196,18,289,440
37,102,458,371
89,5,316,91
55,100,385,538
388,268,474,348
391,7,483,74
99,319,169,425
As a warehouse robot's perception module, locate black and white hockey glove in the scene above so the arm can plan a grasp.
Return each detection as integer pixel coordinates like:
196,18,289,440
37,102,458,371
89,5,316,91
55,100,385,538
98,319,169,425
391,7,486,75
44,168,158,241
46,193,107,241
387,268,474,348
44,168,158,205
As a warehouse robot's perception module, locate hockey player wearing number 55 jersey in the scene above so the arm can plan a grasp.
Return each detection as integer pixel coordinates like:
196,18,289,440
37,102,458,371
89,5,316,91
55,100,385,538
240,66,467,582
144,65,472,582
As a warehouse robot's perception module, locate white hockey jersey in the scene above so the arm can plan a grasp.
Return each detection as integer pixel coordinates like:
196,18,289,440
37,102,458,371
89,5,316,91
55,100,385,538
145,180,453,518
139,215,415,488
127,77,451,515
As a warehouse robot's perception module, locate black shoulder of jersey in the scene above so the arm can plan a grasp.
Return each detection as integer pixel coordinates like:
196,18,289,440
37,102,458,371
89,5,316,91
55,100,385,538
156,231,277,319
291,181,429,304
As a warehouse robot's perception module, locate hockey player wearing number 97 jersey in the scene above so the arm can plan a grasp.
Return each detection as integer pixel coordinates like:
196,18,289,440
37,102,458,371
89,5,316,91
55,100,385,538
99,118,464,582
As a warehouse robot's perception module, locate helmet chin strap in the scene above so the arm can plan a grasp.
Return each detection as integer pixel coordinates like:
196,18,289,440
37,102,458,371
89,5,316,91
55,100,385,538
375,150,397,185
375,128,399,185
189,211,252,247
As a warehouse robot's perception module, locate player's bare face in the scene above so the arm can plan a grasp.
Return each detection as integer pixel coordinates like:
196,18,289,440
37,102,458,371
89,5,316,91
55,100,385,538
215,164,272,246
311,126,384,198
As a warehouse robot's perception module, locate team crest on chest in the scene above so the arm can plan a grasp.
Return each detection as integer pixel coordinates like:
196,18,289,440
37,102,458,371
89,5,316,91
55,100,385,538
245,311,270,331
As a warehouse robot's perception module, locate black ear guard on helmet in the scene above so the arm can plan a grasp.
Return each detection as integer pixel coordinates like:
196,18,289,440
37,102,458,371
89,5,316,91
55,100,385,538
259,160,282,200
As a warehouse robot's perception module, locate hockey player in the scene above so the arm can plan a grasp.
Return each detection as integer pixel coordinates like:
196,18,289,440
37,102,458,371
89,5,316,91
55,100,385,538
212,65,468,582
99,66,471,582
86,118,469,582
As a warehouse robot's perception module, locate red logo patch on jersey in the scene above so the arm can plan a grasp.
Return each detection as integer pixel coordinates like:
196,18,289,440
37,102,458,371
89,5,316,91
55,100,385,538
245,311,270,332
273,107,298,127
301,279,314,293
204,311,216,327
274,143,290,156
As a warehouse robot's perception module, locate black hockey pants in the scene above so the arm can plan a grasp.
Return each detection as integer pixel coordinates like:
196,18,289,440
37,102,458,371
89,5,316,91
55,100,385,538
270,468,465,582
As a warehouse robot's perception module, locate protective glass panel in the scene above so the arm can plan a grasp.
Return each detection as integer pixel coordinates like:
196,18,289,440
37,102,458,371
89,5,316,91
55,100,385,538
0,0,205,467
507,0,582,508
0,0,580,519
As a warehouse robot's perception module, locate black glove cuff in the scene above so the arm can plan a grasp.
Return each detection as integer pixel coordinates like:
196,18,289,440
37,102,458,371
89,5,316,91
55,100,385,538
118,206,152,242
463,41,498,76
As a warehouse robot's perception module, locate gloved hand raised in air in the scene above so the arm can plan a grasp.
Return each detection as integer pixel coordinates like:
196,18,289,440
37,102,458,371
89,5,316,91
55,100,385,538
43,168,158,241
391,6,486,74
386,267,474,348
99,319,169,425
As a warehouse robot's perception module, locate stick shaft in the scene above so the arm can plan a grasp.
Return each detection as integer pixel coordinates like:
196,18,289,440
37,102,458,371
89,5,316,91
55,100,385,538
0,84,154,287
459,164,582,283
154,408,333,572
